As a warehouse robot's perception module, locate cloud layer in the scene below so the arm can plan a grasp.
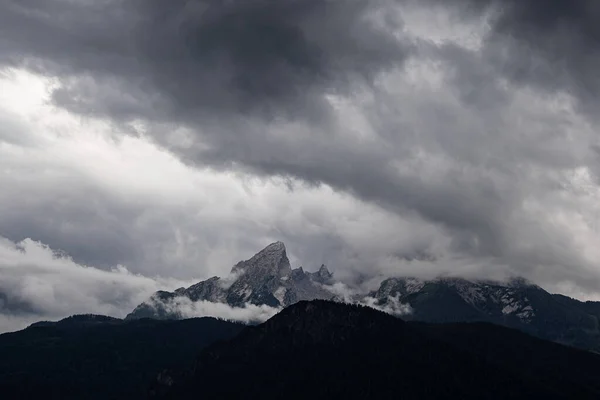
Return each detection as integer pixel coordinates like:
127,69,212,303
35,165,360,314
0,235,191,333
146,295,281,324
1,0,600,322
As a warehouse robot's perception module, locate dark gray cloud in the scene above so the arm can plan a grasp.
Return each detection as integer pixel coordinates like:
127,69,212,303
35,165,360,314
0,291,36,316
432,0,600,111
1,0,409,123
2,0,599,115
1,0,600,302
0,186,142,270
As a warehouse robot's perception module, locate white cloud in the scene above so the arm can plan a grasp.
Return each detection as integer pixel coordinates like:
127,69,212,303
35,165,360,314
0,236,191,333
151,296,281,324
362,295,413,317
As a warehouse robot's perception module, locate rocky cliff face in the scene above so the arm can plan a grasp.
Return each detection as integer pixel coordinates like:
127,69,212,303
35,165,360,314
126,242,335,320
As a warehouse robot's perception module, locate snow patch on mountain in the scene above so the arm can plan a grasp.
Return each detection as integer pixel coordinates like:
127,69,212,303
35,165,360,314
404,278,425,294
502,304,519,315
273,286,286,304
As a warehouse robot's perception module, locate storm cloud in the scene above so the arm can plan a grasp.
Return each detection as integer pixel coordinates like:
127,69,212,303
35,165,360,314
1,0,410,122
449,0,600,109
1,0,600,327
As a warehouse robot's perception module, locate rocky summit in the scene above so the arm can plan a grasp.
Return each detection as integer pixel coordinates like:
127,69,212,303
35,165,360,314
126,242,335,320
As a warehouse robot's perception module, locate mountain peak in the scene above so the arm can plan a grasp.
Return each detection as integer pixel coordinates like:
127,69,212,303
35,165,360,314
308,264,333,284
264,241,286,251
231,241,290,276
318,264,332,276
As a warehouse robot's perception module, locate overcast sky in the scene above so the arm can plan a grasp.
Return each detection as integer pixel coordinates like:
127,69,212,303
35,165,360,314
1,0,600,332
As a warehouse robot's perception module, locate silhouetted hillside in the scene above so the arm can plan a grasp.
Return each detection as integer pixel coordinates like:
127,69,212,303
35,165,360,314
415,321,600,397
0,316,243,399
156,300,600,399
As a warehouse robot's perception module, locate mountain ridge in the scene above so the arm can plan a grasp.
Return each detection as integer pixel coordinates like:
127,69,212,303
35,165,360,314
0,316,244,399
372,276,600,351
127,241,600,352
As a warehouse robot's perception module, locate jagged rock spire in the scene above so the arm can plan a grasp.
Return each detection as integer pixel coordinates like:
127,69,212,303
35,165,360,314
127,241,335,318
231,241,291,277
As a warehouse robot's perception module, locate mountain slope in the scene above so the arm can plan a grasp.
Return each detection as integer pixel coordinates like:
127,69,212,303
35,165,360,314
127,242,335,320
0,315,244,400
415,321,600,397
371,277,600,351
155,300,600,399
